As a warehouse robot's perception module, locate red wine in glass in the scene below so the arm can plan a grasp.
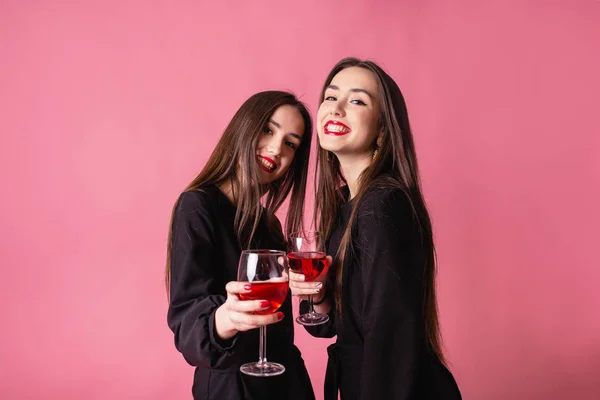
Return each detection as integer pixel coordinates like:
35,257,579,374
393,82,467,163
288,251,327,281
239,281,289,315
237,249,289,377
288,232,330,326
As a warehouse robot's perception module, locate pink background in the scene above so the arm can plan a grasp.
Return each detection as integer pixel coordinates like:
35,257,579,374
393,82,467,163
1,1,599,399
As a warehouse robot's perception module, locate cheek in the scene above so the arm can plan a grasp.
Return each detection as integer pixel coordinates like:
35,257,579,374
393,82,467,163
370,114,380,130
316,111,328,135
316,105,328,125
357,111,379,133
280,152,296,173
255,139,264,152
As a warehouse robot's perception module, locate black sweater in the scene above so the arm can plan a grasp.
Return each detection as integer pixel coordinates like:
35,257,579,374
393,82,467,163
304,185,461,400
167,186,314,400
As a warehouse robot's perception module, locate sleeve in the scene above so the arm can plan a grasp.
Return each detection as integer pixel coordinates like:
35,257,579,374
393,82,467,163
300,278,337,338
357,189,425,399
166,191,241,369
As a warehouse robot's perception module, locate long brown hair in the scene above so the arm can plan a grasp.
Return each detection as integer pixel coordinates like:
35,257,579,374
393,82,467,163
315,58,445,363
166,91,313,299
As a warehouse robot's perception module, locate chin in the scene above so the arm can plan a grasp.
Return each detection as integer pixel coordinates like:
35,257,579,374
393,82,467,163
319,142,342,154
259,175,279,185
317,138,336,152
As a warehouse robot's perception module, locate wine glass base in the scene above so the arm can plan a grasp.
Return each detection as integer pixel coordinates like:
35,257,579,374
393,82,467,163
240,361,286,377
296,312,329,326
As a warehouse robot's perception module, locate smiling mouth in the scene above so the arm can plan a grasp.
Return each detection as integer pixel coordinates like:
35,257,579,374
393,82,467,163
257,155,277,173
324,120,351,136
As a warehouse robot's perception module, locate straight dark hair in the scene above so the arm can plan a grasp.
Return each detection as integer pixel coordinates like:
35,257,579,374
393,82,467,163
314,58,445,364
166,90,313,299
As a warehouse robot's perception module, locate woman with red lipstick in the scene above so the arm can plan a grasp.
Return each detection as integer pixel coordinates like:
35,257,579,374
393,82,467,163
166,91,315,400
289,59,462,399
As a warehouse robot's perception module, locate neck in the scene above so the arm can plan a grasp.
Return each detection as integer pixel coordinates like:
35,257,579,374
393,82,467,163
336,152,372,200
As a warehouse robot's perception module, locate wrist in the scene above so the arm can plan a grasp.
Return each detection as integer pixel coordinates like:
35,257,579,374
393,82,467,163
312,286,329,305
214,305,238,340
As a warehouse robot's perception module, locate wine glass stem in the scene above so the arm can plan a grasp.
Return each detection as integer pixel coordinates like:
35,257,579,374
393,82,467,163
258,325,267,365
308,294,315,314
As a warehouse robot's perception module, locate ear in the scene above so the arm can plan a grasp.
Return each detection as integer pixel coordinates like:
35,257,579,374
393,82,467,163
378,112,386,135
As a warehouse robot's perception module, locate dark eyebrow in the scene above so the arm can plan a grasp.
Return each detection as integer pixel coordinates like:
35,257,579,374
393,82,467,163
325,85,373,99
269,119,302,141
288,132,302,141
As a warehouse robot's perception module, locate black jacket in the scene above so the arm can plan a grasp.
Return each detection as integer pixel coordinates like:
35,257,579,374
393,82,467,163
168,186,314,400
304,186,461,400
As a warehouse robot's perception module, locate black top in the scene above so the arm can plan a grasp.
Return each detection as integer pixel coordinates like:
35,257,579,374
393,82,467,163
303,185,461,400
167,186,315,400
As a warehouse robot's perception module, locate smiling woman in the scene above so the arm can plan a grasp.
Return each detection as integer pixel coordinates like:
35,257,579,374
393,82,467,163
255,105,304,184
165,91,316,400
318,67,382,161
291,58,462,400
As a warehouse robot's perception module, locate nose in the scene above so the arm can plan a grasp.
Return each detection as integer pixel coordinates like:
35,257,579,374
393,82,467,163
329,101,345,117
266,137,282,157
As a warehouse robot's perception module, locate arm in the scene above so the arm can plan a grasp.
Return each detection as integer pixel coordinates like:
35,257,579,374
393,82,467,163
358,189,425,399
299,290,337,338
289,257,337,338
166,191,239,369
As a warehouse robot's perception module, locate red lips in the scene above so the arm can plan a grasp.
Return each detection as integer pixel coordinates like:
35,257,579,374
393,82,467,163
324,120,351,136
257,155,277,173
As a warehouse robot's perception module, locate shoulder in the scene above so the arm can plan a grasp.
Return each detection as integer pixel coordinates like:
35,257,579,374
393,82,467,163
353,184,416,243
171,188,220,232
358,185,412,218
170,188,221,246
175,187,217,214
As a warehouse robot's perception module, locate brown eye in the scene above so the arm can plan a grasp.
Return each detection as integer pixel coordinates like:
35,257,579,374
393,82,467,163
286,141,298,150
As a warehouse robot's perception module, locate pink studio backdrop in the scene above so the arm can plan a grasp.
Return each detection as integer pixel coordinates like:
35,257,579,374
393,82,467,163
1,1,599,399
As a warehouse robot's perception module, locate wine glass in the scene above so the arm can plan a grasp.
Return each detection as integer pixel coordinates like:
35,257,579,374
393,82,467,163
288,231,329,326
237,249,289,377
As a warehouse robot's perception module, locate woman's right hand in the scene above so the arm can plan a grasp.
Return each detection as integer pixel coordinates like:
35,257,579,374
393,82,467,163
289,255,332,302
214,281,285,340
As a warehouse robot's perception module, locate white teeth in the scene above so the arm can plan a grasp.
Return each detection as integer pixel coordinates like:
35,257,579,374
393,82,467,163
258,157,275,170
326,124,349,133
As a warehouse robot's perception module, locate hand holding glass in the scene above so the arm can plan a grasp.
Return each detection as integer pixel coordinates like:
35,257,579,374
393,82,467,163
288,231,329,326
237,250,289,377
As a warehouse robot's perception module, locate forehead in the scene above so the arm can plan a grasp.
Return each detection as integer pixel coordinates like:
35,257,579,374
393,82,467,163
270,105,305,138
328,66,380,95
